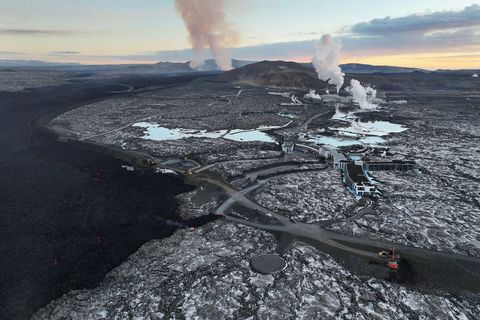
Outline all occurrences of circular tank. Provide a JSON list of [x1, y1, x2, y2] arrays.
[[250, 254, 287, 274]]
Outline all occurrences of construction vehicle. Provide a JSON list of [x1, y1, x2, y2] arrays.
[[378, 247, 400, 270], [143, 158, 157, 167]]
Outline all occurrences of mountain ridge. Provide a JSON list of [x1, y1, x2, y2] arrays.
[[1, 58, 476, 75]]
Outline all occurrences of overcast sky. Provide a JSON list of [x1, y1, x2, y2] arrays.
[[0, 0, 479, 68]]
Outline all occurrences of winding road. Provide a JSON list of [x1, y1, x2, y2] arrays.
[[49, 79, 480, 294], [210, 160, 480, 291]]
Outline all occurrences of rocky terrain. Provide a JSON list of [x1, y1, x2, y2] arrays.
[[253, 169, 357, 223], [329, 90, 480, 258], [50, 80, 307, 164], [50, 72, 480, 260], [33, 221, 480, 320], [0, 74, 212, 320], [0, 69, 76, 92], [29, 71, 480, 319]]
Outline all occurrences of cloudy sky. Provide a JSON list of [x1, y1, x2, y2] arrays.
[[0, 0, 479, 69]]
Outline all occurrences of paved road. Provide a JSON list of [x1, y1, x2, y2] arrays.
[[215, 180, 288, 221], [225, 214, 480, 269], [214, 164, 329, 223], [214, 182, 261, 215], [218, 181, 465, 264], [298, 111, 331, 131], [214, 179, 289, 223], [106, 83, 134, 93], [194, 158, 263, 174], [215, 174, 480, 290], [224, 215, 381, 260]]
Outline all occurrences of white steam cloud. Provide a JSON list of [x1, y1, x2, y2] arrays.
[[174, 0, 238, 70], [312, 34, 345, 93], [346, 79, 378, 110], [311, 35, 378, 109], [304, 89, 322, 100]]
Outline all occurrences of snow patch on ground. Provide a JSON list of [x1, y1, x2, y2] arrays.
[[155, 168, 177, 175]]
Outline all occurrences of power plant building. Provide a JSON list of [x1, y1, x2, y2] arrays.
[[363, 160, 417, 172], [329, 149, 418, 197], [344, 163, 377, 196]]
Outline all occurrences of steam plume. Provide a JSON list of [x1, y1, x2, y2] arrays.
[[312, 34, 345, 93], [175, 0, 238, 70], [346, 79, 378, 109], [304, 89, 322, 100]]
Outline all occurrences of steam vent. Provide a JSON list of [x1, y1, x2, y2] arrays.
[[251, 254, 287, 274]]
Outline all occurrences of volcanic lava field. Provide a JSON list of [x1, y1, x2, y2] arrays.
[[0, 73, 215, 319], [1, 68, 479, 319]]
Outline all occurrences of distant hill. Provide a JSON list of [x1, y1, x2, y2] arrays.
[[232, 59, 258, 69], [6, 58, 474, 77], [434, 69, 480, 76], [339, 63, 426, 74], [218, 60, 325, 89], [195, 59, 257, 71], [0, 60, 196, 75], [0, 59, 80, 67], [108, 62, 195, 74], [217, 60, 438, 89], [296, 62, 425, 74]]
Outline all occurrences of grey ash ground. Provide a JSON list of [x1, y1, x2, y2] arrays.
[[33, 71, 480, 319]]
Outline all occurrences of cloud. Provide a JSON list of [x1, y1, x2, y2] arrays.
[[342, 5, 480, 58], [287, 31, 319, 37], [0, 29, 82, 36], [135, 41, 314, 62], [341, 28, 480, 57], [11, 4, 477, 68], [107, 5, 480, 64], [0, 51, 24, 55], [109, 30, 479, 63], [81, 29, 478, 64], [49, 51, 80, 55], [420, 53, 480, 60], [351, 4, 480, 35]]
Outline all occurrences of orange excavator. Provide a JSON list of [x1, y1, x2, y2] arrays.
[[378, 247, 400, 270]]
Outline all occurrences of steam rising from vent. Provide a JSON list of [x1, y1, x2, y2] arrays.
[[175, 0, 238, 70], [346, 79, 378, 110], [304, 89, 322, 100], [312, 35, 345, 93], [310, 35, 378, 109]]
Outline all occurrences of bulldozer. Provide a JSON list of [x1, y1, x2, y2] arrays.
[[378, 247, 400, 270]]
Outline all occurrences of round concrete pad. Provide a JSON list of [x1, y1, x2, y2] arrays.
[[251, 254, 287, 274]]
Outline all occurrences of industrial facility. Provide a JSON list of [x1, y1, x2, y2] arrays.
[[324, 149, 418, 197], [344, 162, 377, 196], [303, 89, 352, 105], [340, 158, 418, 197]]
